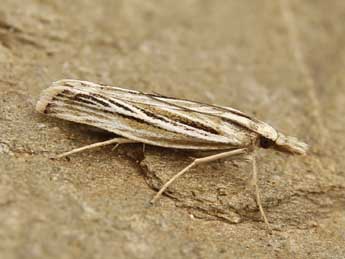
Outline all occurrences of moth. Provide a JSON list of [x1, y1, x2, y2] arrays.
[[36, 79, 308, 227]]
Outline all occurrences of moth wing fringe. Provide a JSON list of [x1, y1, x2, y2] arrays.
[[36, 86, 68, 113]]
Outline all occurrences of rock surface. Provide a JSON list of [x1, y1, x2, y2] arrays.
[[1, 1, 345, 258]]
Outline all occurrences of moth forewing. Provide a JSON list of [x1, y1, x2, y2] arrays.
[[36, 80, 261, 150]]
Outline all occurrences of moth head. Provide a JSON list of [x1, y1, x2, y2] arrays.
[[259, 133, 308, 155]]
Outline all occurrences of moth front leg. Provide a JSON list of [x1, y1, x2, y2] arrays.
[[55, 137, 138, 159], [250, 154, 270, 230]]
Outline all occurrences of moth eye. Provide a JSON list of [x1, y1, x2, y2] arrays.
[[259, 137, 275, 149]]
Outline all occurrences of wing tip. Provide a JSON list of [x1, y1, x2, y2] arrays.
[[35, 85, 67, 114]]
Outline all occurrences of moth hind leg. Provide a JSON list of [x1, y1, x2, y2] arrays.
[[54, 137, 138, 159]]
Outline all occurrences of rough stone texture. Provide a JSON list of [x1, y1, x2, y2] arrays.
[[1, 1, 345, 258]]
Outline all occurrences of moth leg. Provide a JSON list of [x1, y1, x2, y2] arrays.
[[55, 137, 138, 159], [251, 155, 271, 230], [111, 143, 120, 151], [150, 148, 248, 204]]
